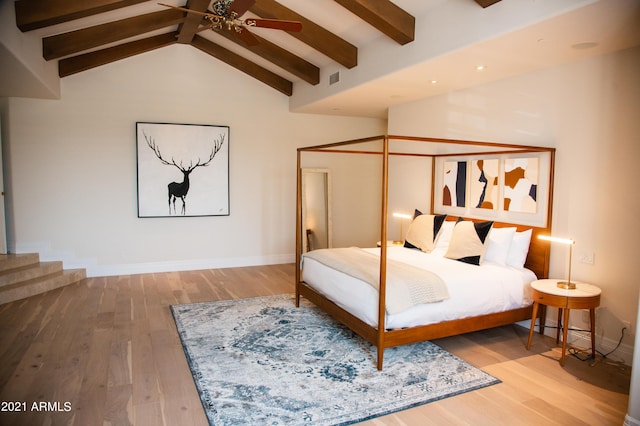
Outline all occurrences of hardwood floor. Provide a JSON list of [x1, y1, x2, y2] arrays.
[[0, 264, 631, 425]]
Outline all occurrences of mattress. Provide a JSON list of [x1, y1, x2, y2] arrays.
[[301, 245, 536, 330]]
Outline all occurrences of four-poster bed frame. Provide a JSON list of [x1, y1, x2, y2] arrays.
[[295, 135, 556, 370]]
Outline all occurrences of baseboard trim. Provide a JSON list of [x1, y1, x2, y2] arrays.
[[85, 254, 295, 277], [625, 414, 640, 426], [11, 242, 295, 277]]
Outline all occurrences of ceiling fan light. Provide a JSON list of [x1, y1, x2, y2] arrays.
[[212, 0, 233, 16]]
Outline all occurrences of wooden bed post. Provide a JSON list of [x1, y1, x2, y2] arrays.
[[377, 135, 390, 370], [295, 149, 302, 307], [430, 156, 436, 214]]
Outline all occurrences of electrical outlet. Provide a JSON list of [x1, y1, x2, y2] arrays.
[[623, 320, 633, 335], [579, 252, 595, 264]]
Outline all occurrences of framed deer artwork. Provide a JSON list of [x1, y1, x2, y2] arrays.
[[136, 122, 230, 217]]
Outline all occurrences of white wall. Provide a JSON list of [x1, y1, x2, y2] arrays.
[[0, 1, 59, 99], [2, 44, 385, 276], [388, 155, 432, 224], [300, 150, 384, 248], [389, 46, 640, 366]]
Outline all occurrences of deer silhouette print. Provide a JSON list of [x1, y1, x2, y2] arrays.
[[144, 131, 225, 215]]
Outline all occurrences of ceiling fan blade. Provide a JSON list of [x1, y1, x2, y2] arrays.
[[235, 28, 260, 46], [245, 18, 302, 32], [229, 0, 256, 16]]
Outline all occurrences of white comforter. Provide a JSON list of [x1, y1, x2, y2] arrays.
[[301, 245, 536, 330], [302, 247, 449, 314]]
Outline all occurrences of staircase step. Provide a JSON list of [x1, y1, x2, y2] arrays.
[[0, 269, 86, 305], [0, 261, 63, 288], [0, 253, 40, 273], [0, 254, 87, 305]]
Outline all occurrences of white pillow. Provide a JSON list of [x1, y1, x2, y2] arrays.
[[484, 227, 517, 266], [404, 214, 438, 252], [506, 229, 533, 268], [433, 221, 455, 251], [444, 220, 494, 265]]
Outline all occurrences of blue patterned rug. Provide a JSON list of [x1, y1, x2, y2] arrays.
[[171, 294, 500, 425]]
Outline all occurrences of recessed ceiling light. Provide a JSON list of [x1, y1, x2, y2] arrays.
[[571, 41, 598, 50], [430, 80, 437, 84], [476, 65, 486, 71]]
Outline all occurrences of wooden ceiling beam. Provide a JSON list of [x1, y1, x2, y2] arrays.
[[43, 9, 185, 60], [15, 0, 147, 32], [217, 30, 320, 85], [191, 35, 293, 96], [474, 0, 503, 8], [333, 0, 414, 45], [176, 0, 211, 44], [58, 32, 178, 77], [250, 0, 358, 69]]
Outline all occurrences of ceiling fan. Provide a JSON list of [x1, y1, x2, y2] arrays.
[[159, 1, 302, 46]]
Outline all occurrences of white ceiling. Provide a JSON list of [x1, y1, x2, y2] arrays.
[[1, 0, 639, 118], [288, 0, 640, 117]]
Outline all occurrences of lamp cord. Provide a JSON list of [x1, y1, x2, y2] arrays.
[[535, 322, 627, 363], [567, 326, 627, 363], [597, 326, 626, 359]]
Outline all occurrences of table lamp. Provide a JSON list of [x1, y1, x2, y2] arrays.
[[392, 212, 412, 244], [538, 235, 575, 289]]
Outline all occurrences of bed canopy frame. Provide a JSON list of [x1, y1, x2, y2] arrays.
[[295, 134, 556, 370]]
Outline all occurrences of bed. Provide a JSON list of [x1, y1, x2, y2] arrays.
[[295, 135, 555, 370]]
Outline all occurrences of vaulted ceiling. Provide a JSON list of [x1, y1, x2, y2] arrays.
[[12, 0, 499, 96], [5, 0, 640, 118]]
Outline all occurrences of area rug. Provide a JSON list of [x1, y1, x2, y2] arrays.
[[171, 294, 500, 425]]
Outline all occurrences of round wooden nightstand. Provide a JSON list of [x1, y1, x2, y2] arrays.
[[526, 279, 601, 366]]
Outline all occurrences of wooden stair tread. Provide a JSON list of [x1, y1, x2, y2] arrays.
[[0, 261, 63, 287], [0, 253, 40, 272], [0, 254, 86, 305]]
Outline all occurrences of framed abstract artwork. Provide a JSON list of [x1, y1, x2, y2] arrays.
[[470, 159, 499, 210], [434, 152, 552, 227], [136, 122, 230, 218], [442, 160, 467, 207], [503, 157, 539, 213]]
